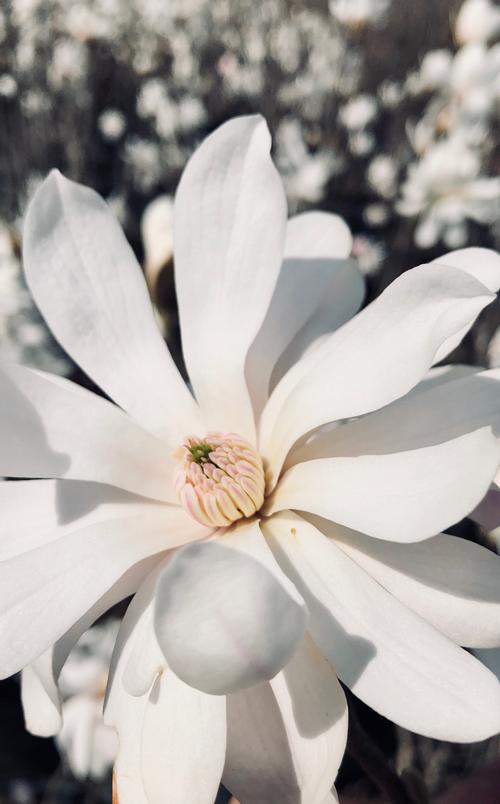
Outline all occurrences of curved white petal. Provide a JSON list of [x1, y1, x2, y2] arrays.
[[431, 248, 500, 363], [117, 563, 168, 699], [223, 635, 347, 804], [154, 519, 307, 694], [105, 570, 226, 804], [265, 512, 500, 742], [0, 506, 204, 679], [260, 263, 495, 485], [23, 170, 200, 441], [289, 367, 500, 466], [0, 364, 176, 501], [0, 479, 169, 561], [433, 248, 500, 292], [326, 523, 500, 648], [110, 693, 149, 804], [174, 115, 287, 440], [267, 428, 499, 542], [417, 363, 480, 391], [142, 673, 226, 804], [246, 211, 361, 416], [105, 580, 153, 804], [21, 554, 158, 737], [108, 676, 226, 804]]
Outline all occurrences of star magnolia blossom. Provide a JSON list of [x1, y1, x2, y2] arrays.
[[2, 116, 500, 804]]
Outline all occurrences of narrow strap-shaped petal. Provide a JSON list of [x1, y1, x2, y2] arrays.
[[0, 364, 175, 501], [142, 673, 226, 804], [0, 506, 204, 679], [246, 211, 361, 416], [288, 367, 500, 465], [431, 248, 500, 363], [264, 512, 500, 742], [223, 635, 347, 804], [0, 479, 168, 561], [266, 428, 499, 542], [153, 518, 307, 694], [21, 553, 159, 737], [174, 115, 287, 440], [323, 520, 500, 648], [23, 171, 201, 442], [105, 571, 226, 804], [260, 262, 495, 485]]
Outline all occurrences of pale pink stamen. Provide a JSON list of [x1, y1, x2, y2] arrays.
[[174, 431, 266, 528]]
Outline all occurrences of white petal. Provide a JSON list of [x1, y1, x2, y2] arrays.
[[105, 572, 226, 804], [431, 248, 500, 363], [119, 564, 167, 698], [154, 518, 307, 694], [0, 364, 176, 501], [223, 635, 347, 804], [260, 262, 494, 485], [104, 576, 154, 804], [267, 428, 499, 542], [23, 170, 200, 441], [434, 248, 500, 292], [21, 554, 158, 737], [246, 211, 361, 416], [174, 115, 287, 440], [417, 363, 480, 391], [265, 513, 500, 742], [327, 522, 500, 647], [110, 694, 149, 804], [289, 367, 500, 465], [0, 506, 204, 678], [142, 673, 226, 804], [0, 479, 169, 561]]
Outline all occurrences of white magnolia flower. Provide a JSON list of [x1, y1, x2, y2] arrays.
[[397, 134, 500, 248], [339, 94, 378, 131], [2, 116, 500, 804], [52, 621, 119, 781], [274, 119, 340, 209], [98, 109, 127, 142], [329, 0, 391, 28], [455, 0, 500, 45], [367, 154, 397, 199]]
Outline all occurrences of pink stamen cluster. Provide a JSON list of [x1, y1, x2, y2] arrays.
[[174, 432, 266, 528]]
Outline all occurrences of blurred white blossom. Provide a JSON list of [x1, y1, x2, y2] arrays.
[[98, 108, 126, 141], [398, 135, 500, 248], [56, 621, 119, 781], [329, 0, 392, 28], [455, 0, 500, 45]]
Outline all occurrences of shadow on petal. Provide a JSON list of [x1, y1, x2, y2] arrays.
[[0, 368, 70, 477]]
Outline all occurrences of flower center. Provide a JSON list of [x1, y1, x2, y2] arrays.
[[174, 432, 266, 528]]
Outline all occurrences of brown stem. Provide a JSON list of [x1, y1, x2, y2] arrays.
[[346, 694, 426, 804]]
